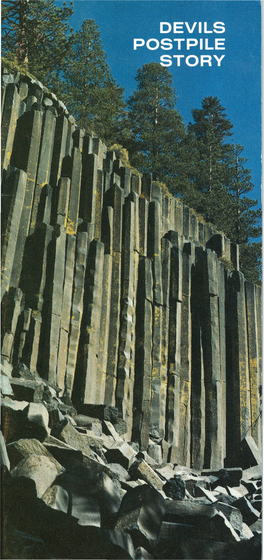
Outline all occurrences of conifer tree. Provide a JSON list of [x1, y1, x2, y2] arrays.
[[226, 144, 261, 283], [121, 63, 186, 190], [62, 19, 125, 144], [187, 96, 234, 226], [1, 0, 73, 88], [188, 99, 261, 283]]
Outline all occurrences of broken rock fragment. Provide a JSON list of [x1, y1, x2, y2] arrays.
[[23, 402, 50, 441], [7, 437, 64, 470], [80, 404, 119, 423], [115, 484, 166, 549], [163, 474, 186, 500], [10, 453, 64, 498], [129, 458, 164, 491], [105, 441, 136, 469], [10, 377, 45, 403], [232, 495, 260, 525], [240, 436, 262, 469]]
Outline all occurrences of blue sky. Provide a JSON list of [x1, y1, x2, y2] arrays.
[[58, 0, 262, 206]]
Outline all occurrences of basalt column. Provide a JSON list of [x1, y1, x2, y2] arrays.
[[190, 246, 206, 471], [245, 281, 262, 448], [116, 194, 139, 439], [9, 108, 44, 289], [201, 249, 224, 470], [29, 107, 57, 235], [74, 239, 105, 405], [133, 256, 153, 450], [1, 83, 24, 173], [159, 237, 171, 442], [148, 200, 164, 440], [177, 242, 194, 467], [56, 234, 76, 392], [65, 230, 92, 397], [103, 184, 123, 405], [226, 271, 251, 466], [165, 231, 183, 453], [1, 170, 27, 297], [36, 224, 67, 385]]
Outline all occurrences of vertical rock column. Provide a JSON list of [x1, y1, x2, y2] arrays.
[[148, 201, 164, 439], [78, 240, 105, 404], [29, 106, 57, 235], [1, 288, 24, 362], [1, 170, 27, 297], [116, 196, 138, 438], [103, 156, 113, 192], [96, 207, 114, 404], [245, 281, 262, 447], [81, 151, 103, 239], [132, 257, 153, 450], [172, 201, 184, 236], [182, 206, 191, 239], [65, 230, 92, 397], [226, 271, 251, 465], [190, 246, 206, 470], [19, 222, 53, 374], [1, 83, 22, 172], [255, 284, 262, 452], [9, 108, 44, 289], [119, 166, 131, 196], [160, 237, 171, 440], [36, 225, 66, 384], [37, 140, 83, 385], [218, 261, 227, 462], [49, 114, 68, 188], [161, 195, 171, 237], [56, 234, 76, 392], [201, 249, 223, 469], [139, 197, 149, 257], [165, 232, 183, 451], [177, 242, 194, 467], [66, 147, 82, 235], [255, 285, 262, 377], [14, 307, 32, 364], [103, 185, 123, 405], [49, 143, 82, 389]]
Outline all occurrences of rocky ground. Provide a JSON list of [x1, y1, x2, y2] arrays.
[[1, 358, 262, 559]]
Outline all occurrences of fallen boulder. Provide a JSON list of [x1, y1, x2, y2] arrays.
[[163, 475, 186, 500], [129, 458, 164, 491], [10, 454, 64, 498], [115, 484, 166, 549]]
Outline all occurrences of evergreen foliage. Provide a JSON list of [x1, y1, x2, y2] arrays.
[[187, 96, 234, 225], [226, 144, 261, 282], [1, 0, 73, 88], [186, 97, 261, 283], [227, 145, 261, 244], [62, 19, 125, 144], [121, 63, 186, 191]]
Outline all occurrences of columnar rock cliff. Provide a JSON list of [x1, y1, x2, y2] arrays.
[[1, 70, 262, 470]]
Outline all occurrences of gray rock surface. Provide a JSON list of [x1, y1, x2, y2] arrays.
[[1, 71, 262, 560]]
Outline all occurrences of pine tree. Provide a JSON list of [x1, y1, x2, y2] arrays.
[[187, 96, 234, 226], [62, 19, 125, 144], [1, 0, 74, 88], [237, 242, 261, 285], [226, 144, 261, 283], [188, 99, 261, 283], [121, 63, 186, 189]]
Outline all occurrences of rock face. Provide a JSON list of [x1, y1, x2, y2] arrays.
[[1, 71, 262, 470], [1, 70, 262, 558]]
